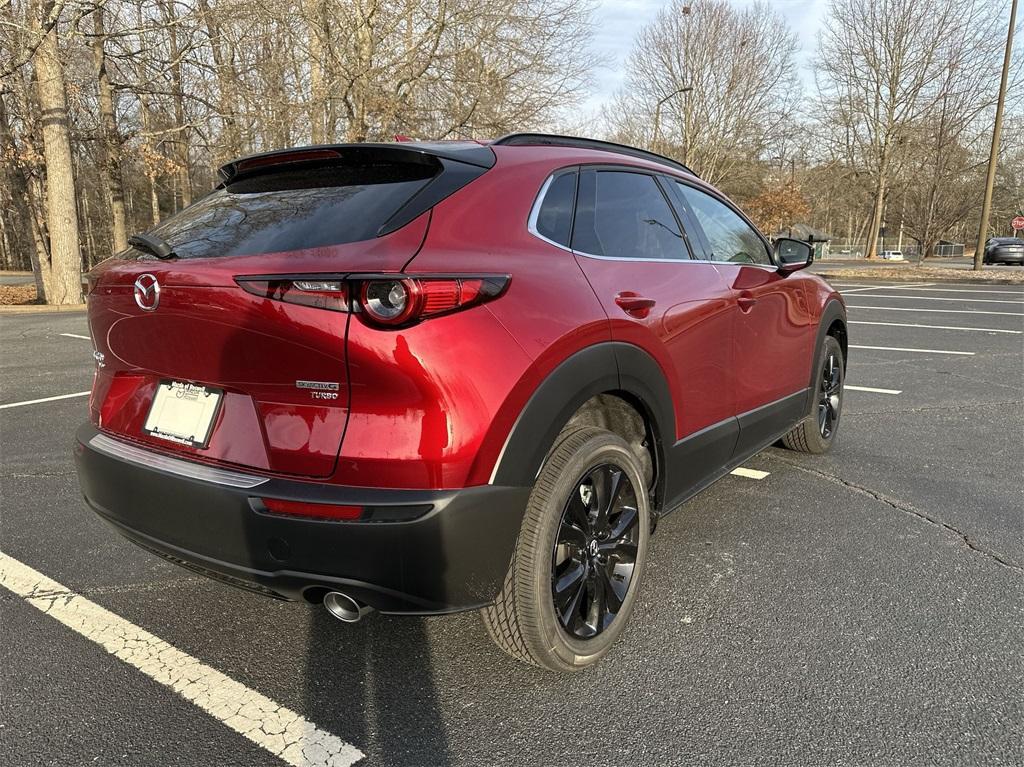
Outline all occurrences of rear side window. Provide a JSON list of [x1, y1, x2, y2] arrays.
[[534, 170, 577, 247], [675, 183, 771, 265], [141, 161, 437, 259], [573, 170, 686, 260]]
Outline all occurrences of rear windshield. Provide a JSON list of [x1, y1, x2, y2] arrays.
[[140, 161, 437, 259]]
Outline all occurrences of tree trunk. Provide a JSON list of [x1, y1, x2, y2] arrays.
[[161, 0, 192, 207], [0, 94, 38, 277], [865, 163, 888, 260], [31, 0, 82, 304], [307, 0, 328, 144], [198, 0, 243, 163], [92, 6, 129, 253]]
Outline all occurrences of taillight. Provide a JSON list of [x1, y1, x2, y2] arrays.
[[236, 278, 349, 311], [360, 279, 418, 325], [236, 274, 509, 327]]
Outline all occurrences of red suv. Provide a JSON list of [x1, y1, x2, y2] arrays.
[[75, 134, 847, 672]]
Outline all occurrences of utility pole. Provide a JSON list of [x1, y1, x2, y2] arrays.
[[974, 0, 1018, 270]]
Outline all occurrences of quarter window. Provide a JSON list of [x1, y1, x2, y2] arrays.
[[675, 183, 771, 265], [534, 171, 577, 247], [573, 170, 686, 260]]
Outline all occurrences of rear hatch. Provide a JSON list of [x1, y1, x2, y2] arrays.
[[86, 144, 492, 478]]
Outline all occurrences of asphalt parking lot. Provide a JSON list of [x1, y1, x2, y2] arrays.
[[2, 278, 1022, 767]]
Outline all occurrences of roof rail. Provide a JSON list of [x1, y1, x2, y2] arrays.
[[491, 133, 697, 178]]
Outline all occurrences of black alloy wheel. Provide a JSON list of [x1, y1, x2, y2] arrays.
[[551, 464, 641, 639], [819, 349, 842, 439]]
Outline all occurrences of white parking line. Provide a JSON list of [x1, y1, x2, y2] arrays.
[[852, 294, 1024, 304], [845, 385, 902, 394], [834, 280, 1024, 290], [847, 305, 1024, 316], [839, 282, 934, 294], [0, 391, 90, 410], [0, 551, 364, 767], [858, 286, 1024, 295], [730, 467, 770, 480], [60, 332, 91, 340], [849, 320, 1023, 334], [850, 344, 974, 356]]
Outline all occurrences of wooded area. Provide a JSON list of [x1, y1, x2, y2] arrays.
[[1, 0, 1021, 304]]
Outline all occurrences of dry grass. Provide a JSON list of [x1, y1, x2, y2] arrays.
[[0, 285, 39, 305], [819, 265, 1024, 284]]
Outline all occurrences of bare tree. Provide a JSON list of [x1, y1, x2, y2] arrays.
[[91, 3, 129, 252], [29, 0, 82, 303], [604, 0, 799, 191], [814, 0, 1004, 259]]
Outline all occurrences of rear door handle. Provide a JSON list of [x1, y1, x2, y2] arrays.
[[615, 292, 657, 318], [737, 291, 757, 312]]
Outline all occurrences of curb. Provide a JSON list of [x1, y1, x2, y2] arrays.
[[0, 304, 87, 315], [811, 269, 1024, 286]]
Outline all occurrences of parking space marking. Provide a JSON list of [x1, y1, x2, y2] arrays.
[[845, 385, 902, 394], [850, 344, 975, 355], [730, 467, 770, 480], [831, 280, 1024, 290], [849, 320, 1022, 334], [59, 332, 91, 340], [838, 282, 934, 294], [0, 391, 90, 410], [857, 286, 1024, 295], [852, 294, 1024, 304], [847, 305, 1024, 316], [0, 551, 365, 767]]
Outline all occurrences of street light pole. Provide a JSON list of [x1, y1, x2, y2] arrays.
[[652, 86, 692, 153], [974, 0, 1018, 271]]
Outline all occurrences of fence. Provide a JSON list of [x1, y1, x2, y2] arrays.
[[820, 239, 965, 259]]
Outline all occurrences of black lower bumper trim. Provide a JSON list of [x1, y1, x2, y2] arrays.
[[75, 424, 530, 614]]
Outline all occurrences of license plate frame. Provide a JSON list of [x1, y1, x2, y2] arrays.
[[143, 380, 224, 449]]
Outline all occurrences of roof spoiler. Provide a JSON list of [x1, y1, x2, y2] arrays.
[[218, 142, 496, 184], [216, 142, 496, 238]]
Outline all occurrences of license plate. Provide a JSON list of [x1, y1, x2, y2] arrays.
[[143, 381, 223, 448]]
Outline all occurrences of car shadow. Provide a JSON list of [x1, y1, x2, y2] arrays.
[[303, 609, 452, 766], [216, 303, 453, 765]]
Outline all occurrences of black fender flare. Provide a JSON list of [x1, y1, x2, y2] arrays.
[[807, 299, 848, 406], [490, 343, 676, 503]]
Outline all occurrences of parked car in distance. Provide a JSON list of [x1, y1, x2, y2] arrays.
[[74, 134, 848, 672], [983, 237, 1024, 265], [879, 250, 904, 260]]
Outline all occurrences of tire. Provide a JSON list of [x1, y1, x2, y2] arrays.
[[781, 335, 844, 454], [481, 426, 651, 672]]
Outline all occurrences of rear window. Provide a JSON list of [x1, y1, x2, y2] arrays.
[[141, 161, 437, 259], [534, 170, 577, 247]]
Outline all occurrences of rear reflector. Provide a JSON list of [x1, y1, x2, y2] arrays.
[[261, 498, 364, 521]]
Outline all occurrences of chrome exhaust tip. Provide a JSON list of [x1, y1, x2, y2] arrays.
[[323, 591, 373, 623]]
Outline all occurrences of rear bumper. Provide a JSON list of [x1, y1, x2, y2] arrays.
[[74, 424, 530, 614], [986, 250, 1024, 263]]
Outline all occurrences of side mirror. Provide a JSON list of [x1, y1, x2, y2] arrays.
[[774, 238, 813, 273]]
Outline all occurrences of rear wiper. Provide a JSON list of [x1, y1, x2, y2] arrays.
[[128, 232, 177, 260]]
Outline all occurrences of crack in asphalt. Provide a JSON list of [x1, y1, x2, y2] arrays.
[[1, 553, 364, 767], [767, 453, 1024, 576], [0, 577, 206, 602]]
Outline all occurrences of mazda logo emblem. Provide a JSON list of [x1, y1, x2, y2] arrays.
[[134, 274, 160, 311]]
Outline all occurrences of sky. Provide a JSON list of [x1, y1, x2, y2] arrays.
[[581, 0, 829, 115]]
